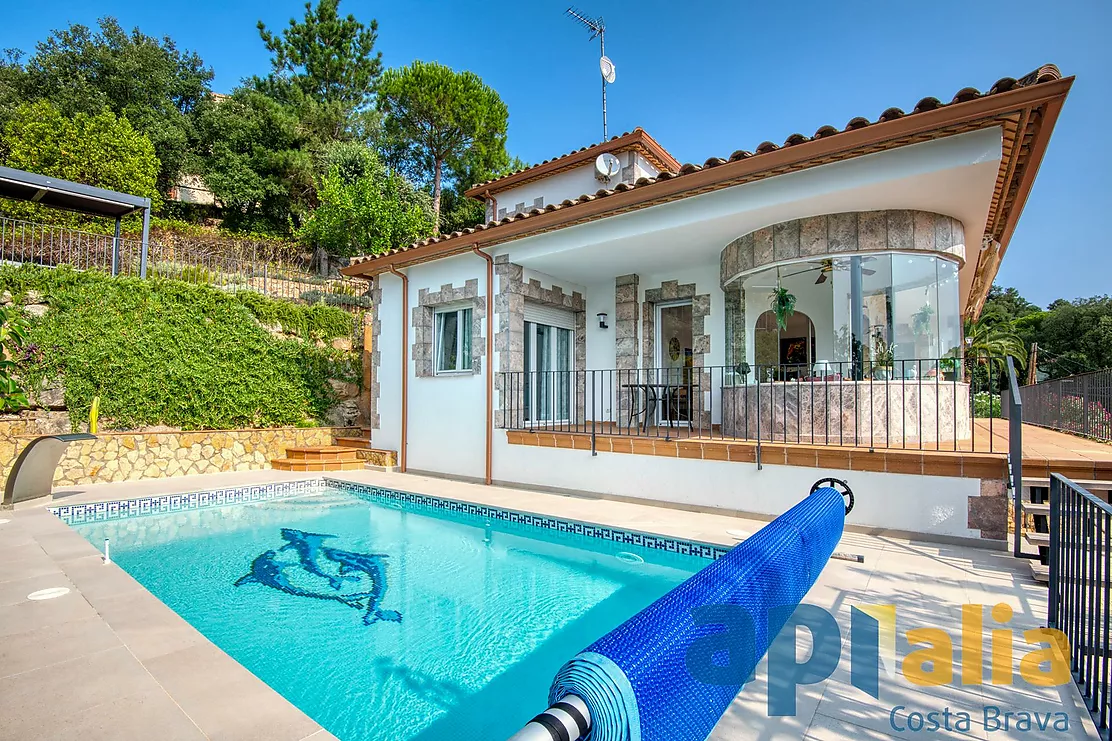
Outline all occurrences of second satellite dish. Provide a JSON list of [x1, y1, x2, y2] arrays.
[[595, 153, 621, 180], [600, 55, 616, 84]]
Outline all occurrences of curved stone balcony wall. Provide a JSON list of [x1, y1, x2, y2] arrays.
[[720, 381, 972, 445], [720, 210, 965, 289]]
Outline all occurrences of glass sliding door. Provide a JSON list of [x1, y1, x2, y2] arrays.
[[524, 320, 572, 424]]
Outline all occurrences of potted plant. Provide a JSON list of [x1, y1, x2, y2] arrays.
[[870, 330, 894, 380], [770, 285, 796, 331], [733, 361, 751, 384], [939, 350, 961, 382]]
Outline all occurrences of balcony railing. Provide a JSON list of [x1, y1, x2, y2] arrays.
[[1048, 475, 1111, 738], [498, 356, 1011, 454], [1021, 369, 1112, 443]]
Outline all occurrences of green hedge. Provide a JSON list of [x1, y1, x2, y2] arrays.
[[1, 265, 361, 430]]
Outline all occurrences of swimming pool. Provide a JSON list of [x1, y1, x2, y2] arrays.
[[57, 480, 717, 741]]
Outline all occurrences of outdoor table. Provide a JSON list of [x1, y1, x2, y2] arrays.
[[621, 381, 698, 433]]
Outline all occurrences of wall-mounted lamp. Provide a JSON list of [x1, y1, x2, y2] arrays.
[[597, 312, 609, 329]]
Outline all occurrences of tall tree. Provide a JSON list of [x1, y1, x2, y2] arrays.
[[195, 88, 313, 235], [1, 100, 160, 222], [378, 61, 508, 233], [1038, 296, 1112, 377], [0, 50, 25, 130], [256, 0, 381, 141], [983, 284, 1041, 322], [14, 17, 213, 193]]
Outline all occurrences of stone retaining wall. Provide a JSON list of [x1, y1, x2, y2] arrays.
[[0, 414, 358, 488]]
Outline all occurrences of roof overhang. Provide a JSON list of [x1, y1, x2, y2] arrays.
[[346, 67, 1072, 320], [463, 128, 682, 200], [0, 166, 151, 219]]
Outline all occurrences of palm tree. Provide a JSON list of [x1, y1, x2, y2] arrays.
[[963, 310, 1028, 373]]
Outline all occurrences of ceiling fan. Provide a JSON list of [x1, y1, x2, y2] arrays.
[[781, 258, 876, 285]]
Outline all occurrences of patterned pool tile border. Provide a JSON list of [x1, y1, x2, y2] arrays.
[[50, 479, 322, 525], [326, 478, 730, 561], [48, 476, 729, 561]]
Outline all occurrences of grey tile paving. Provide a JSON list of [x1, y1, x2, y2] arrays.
[[0, 588, 100, 637], [144, 643, 322, 741], [50, 688, 207, 741], [0, 616, 120, 678], [0, 647, 156, 737]]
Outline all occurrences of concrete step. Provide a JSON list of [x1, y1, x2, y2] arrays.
[[1029, 561, 1049, 583], [1024, 531, 1050, 548], [271, 457, 365, 472], [1022, 502, 1051, 516], [285, 446, 360, 462]]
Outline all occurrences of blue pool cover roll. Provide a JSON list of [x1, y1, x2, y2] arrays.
[[548, 486, 846, 741]]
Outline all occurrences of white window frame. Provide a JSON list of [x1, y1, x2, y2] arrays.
[[433, 305, 473, 375]]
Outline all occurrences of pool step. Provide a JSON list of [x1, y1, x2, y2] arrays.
[[271, 445, 364, 472]]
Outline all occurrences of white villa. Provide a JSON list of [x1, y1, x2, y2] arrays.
[[342, 65, 1073, 544]]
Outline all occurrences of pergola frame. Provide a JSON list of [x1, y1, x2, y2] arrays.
[[0, 165, 152, 277]]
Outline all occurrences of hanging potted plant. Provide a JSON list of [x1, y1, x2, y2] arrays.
[[911, 303, 935, 337], [770, 284, 796, 331]]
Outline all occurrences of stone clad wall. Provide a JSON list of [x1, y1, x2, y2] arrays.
[[720, 210, 966, 289], [0, 416, 357, 488]]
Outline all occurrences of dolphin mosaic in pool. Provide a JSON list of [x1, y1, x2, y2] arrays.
[[235, 528, 402, 625]]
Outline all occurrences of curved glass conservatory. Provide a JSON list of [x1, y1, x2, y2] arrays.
[[718, 210, 970, 444], [736, 252, 962, 379]]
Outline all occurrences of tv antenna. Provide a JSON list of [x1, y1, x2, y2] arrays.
[[566, 7, 613, 140]]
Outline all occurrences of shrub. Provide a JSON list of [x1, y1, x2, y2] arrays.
[[974, 392, 1002, 418], [1, 264, 359, 430]]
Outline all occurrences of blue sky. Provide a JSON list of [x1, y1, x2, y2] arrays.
[[5, 1, 1108, 307]]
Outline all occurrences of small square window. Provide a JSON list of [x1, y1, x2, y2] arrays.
[[434, 307, 473, 374]]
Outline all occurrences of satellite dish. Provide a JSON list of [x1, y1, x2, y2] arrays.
[[600, 55, 616, 84], [595, 153, 621, 180]]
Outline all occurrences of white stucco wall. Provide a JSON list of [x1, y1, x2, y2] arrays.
[[489, 152, 663, 221], [392, 254, 490, 480], [492, 434, 984, 540], [374, 276, 403, 452]]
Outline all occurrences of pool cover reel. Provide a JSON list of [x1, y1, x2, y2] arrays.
[[536, 486, 847, 741]]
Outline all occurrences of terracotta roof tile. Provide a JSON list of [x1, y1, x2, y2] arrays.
[[346, 65, 1067, 270]]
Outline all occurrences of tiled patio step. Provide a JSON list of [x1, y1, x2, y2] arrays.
[[270, 457, 365, 472], [1029, 561, 1049, 583], [335, 436, 373, 449], [285, 446, 360, 462]]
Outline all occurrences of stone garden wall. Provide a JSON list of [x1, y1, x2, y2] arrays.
[[0, 413, 357, 488]]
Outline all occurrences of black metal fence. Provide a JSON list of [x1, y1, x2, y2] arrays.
[[1048, 475, 1111, 738], [0, 214, 369, 310], [498, 355, 1011, 453], [1021, 369, 1112, 443]]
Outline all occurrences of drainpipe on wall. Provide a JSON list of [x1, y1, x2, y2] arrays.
[[388, 266, 408, 473], [472, 246, 494, 485]]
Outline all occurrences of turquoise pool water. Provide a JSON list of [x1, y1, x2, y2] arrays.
[[68, 485, 708, 741]]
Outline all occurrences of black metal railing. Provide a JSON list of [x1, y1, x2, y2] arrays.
[[0, 213, 369, 310], [499, 355, 1012, 454], [1048, 475, 1111, 737], [1021, 369, 1112, 443]]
